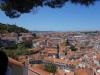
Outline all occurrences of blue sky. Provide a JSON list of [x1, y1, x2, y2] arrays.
[[0, 1, 100, 31]]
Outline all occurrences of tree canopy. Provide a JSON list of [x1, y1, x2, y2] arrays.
[[0, 0, 96, 18], [65, 38, 77, 51], [0, 23, 29, 33], [44, 63, 57, 73]]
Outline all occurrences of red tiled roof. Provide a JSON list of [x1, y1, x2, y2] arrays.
[[8, 57, 23, 66]]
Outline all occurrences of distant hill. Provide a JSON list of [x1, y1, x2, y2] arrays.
[[0, 23, 29, 34]]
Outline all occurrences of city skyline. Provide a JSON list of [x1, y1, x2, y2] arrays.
[[0, 1, 100, 31]]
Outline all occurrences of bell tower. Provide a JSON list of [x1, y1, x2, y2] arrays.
[[56, 43, 60, 58]]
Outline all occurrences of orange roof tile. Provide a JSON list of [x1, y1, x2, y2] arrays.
[[29, 66, 53, 75], [66, 71, 74, 75], [57, 69, 65, 75], [77, 69, 88, 75], [8, 57, 23, 66]]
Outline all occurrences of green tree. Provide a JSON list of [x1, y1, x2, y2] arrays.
[[16, 49, 23, 55], [44, 64, 57, 73], [24, 41, 32, 48], [0, 0, 95, 18], [63, 49, 67, 55], [65, 38, 70, 46], [18, 42, 25, 50], [6, 50, 18, 60], [65, 38, 77, 51], [70, 44, 77, 51], [0, 23, 29, 34], [23, 49, 30, 55]]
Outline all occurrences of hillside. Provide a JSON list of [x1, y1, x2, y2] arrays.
[[0, 23, 29, 34]]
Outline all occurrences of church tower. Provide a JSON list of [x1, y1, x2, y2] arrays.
[[56, 43, 60, 58]]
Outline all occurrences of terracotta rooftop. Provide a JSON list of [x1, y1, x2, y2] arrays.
[[8, 57, 23, 66], [29, 66, 53, 75], [57, 69, 65, 75], [77, 69, 88, 75], [66, 71, 74, 75]]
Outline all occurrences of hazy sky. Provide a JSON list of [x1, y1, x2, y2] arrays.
[[0, 1, 100, 31]]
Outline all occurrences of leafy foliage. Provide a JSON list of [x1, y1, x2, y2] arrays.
[[44, 63, 57, 73], [18, 41, 32, 49], [63, 49, 67, 55], [24, 41, 32, 48], [70, 44, 77, 51], [0, 23, 29, 34], [65, 38, 77, 51], [0, 0, 96, 18], [0, 41, 35, 60], [32, 33, 40, 39], [0, 47, 36, 60], [4, 44, 18, 50], [65, 38, 70, 46]]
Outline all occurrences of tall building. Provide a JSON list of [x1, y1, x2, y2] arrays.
[[56, 43, 60, 58]]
